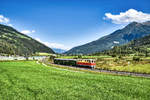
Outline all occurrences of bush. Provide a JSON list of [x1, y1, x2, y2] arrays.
[[49, 55, 56, 63], [111, 54, 116, 57], [114, 58, 119, 62], [138, 53, 145, 57], [118, 55, 122, 59], [133, 56, 141, 62], [97, 58, 104, 61], [78, 55, 82, 58]]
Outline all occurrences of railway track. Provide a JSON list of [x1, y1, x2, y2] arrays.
[[42, 60, 150, 78]]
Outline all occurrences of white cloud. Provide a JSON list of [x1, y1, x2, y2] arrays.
[[104, 9, 150, 24], [8, 24, 13, 27], [0, 14, 35, 36], [21, 30, 35, 34], [0, 15, 9, 24], [111, 46, 114, 49], [0, 14, 14, 27], [31, 30, 35, 33], [113, 41, 119, 44], [35, 38, 69, 50]]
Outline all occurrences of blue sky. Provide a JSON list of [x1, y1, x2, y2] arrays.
[[0, 0, 150, 50]]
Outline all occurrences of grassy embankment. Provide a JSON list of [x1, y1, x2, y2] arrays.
[[95, 56, 150, 74], [0, 61, 150, 100], [58, 55, 150, 74]]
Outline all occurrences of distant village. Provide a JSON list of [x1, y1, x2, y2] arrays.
[[0, 55, 48, 61]]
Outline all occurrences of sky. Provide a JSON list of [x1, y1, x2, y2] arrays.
[[0, 0, 150, 50]]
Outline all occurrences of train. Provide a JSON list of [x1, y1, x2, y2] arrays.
[[54, 58, 96, 68]]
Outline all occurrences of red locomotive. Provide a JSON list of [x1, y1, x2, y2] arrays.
[[76, 59, 96, 68]]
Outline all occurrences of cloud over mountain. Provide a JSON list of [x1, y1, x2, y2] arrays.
[[21, 30, 35, 34], [0, 13, 34, 35], [104, 9, 150, 24], [35, 38, 69, 50], [0, 15, 9, 24]]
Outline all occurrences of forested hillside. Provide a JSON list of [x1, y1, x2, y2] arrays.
[[0, 24, 54, 55]]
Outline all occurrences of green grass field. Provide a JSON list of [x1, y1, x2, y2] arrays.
[[109, 64, 150, 74], [0, 61, 150, 100]]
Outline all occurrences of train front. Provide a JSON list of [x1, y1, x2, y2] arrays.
[[76, 59, 96, 68]]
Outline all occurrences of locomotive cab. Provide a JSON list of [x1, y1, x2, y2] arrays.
[[77, 59, 96, 68]]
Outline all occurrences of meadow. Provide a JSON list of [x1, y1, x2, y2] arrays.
[[0, 61, 150, 100]]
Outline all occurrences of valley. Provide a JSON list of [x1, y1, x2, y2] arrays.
[[1, 1, 150, 99]]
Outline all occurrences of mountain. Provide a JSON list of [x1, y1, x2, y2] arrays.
[[101, 33, 150, 56], [0, 24, 54, 55], [65, 21, 150, 55], [52, 48, 66, 54]]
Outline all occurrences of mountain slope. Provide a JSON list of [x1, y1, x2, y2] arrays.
[[65, 21, 150, 55], [0, 24, 54, 55], [102, 34, 150, 56]]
